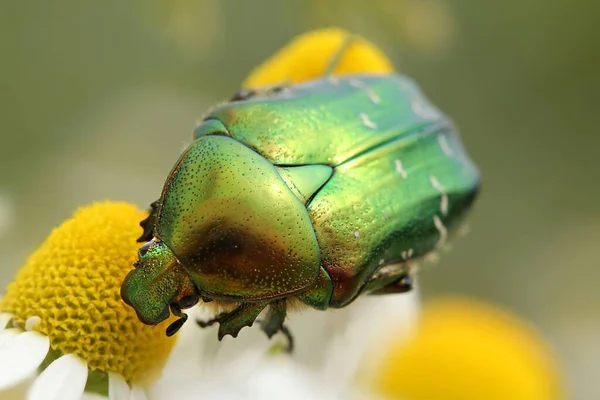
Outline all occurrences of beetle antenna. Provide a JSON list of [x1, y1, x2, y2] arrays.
[[323, 33, 356, 77], [166, 316, 186, 336]]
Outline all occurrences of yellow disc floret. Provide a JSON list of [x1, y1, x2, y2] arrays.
[[0, 202, 176, 384], [368, 297, 564, 400], [243, 27, 395, 88]]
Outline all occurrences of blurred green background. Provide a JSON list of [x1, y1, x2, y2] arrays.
[[0, 1, 597, 398]]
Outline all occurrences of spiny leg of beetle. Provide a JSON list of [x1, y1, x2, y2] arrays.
[[196, 302, 267, 340], [259, 299, 294, 353], [195, 310, 231, 328], [138, 200, 160, 243]]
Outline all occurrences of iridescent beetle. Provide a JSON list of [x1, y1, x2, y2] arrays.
[[121, 69, 479, 348]]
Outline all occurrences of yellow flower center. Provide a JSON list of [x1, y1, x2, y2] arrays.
[[243, 27, 395, 88], [0, 202, 176, 384], [368, 297, 564, 400]]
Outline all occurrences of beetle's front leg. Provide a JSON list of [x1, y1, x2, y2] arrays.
[[138, 200, 160, 243], [196, 302, 267, 340]]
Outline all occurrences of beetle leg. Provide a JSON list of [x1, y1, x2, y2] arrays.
[[195, 310, 230, 328], [196, 302, 267, 340], [138, 200, 160, 243], [278, 325, 294, 353], [368, 272, 413, 295], [230, 85, 289, 101], [230, 88, 256, 101], [260, 300, 286, 338], [259, 300, 294, 352], [217, 303, 267, 340], [362, 262, 414, 295]]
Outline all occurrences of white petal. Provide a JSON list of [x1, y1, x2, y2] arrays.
[[0, 312, 12, 330], [0, 328, 21, 347], [323, 289, 421, 387], [27, 354, 88, 400], [0, 331, 49, 390], [130, 385, 148, 400], [249, 358, 340, 400], [150, 355, 345, 400], [109, 372, 131, 400], [25, 316, 41, 331]]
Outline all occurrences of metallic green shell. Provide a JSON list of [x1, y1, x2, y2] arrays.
[[200, 75, 479, 306], [204, 75, 446, 165], [156, 134, 321, 302]]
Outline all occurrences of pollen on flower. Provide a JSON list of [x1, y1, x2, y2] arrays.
[[243, 27, 395, 88], [0, 202, 177, 384]]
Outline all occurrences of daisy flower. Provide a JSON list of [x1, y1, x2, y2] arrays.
[[0, 202, 177, 400]]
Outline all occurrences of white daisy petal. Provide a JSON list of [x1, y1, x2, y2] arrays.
[[0, 331, 49, 390], [27, 353, 88, 400], [25, 316, 41, 331], [130, 385, 148, 400], [0, 328, 21, 347], [0, 312, 12, 330], [109, 372, 131, 400], [323, 290, 421, 387]]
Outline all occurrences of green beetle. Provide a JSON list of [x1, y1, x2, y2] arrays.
[[121, 74, 479, 346]]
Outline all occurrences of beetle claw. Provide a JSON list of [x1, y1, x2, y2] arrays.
[[278, 324, 294, 353]]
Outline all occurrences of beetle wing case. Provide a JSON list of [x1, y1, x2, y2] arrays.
[[203, 75, 479, 306]]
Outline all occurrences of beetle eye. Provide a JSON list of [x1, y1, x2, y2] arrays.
[[138, 241, 152, 258]]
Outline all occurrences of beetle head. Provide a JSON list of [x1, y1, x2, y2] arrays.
[[121, 238, 199, 336]]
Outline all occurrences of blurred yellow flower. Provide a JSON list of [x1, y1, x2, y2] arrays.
[[243, 27, 394, 88], [367, 297, 564, 400], [0, 202, 176, 399]]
